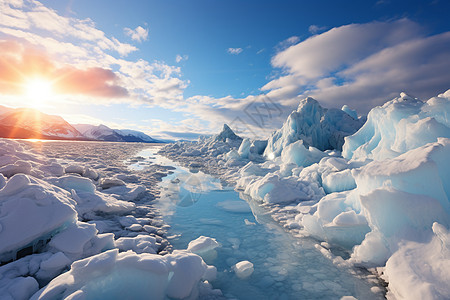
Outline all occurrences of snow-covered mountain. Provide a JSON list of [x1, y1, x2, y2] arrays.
[[114, 129, 158, 143], [0, 105, 160, 143], [0, 106, 84, 139], [73, 124, 159, 143], [73, 124, 124, 142]]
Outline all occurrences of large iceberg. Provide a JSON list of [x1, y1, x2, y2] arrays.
[[264, 97, 364, 157]]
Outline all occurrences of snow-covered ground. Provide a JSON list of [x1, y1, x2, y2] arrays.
[[0, 141, 221, 299], [159, 90, 450, 300]]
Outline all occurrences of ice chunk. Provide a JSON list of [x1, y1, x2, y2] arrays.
[[187, 236, 220, 254], [0, 160, 32, 177], [32, 249, 215, 300], [115, 235, 158, 254], [99, 178, 126, 189], [243, 173, 324, 204], [187, 236, 220, 262], [48, 222, 98, 256], [101, 183, 146, 201], [49, 175, 96, 193], [233, 260, 254, 279], [280, 140, 327, 167], [322, 169, 356, 194], [0, 174, 77, 262], [7, 277, 39, 300], [64, 165, 84, 175], [238, 138, 251, 159], [37, 252, 71, 281]]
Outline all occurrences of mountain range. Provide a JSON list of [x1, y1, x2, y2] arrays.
[[0, 105, 161, 143]]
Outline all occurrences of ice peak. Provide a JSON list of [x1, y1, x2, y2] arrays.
[[215, 124, 242, 142], [398, 92, 418, 102]]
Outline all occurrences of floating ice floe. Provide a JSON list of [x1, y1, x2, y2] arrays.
[[233, 260, 254, 279]]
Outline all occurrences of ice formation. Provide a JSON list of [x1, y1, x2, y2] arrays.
[[160, 89, 450, 299], [264, 97, 364, 157], [31, 249, 218, 300], [233, 260, 254, 279]]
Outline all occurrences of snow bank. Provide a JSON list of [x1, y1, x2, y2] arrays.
[[31, 249, 218, 300]]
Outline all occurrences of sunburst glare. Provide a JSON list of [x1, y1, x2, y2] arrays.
[[24, 78, 53, 107]]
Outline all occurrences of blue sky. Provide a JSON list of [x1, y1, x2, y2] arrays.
[[0, 0, 449, 140]]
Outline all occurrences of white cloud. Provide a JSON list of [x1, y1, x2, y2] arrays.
[[124, 26, 148, 43], [308, 25, 327, 34], [276, 36, 300, 51], [265, 19, 450, 113], [227, 47, 243, 55], [175, 54, 188, 63], [0, 1, 187, 109]]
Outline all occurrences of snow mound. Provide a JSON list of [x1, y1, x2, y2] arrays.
[[31, 249, 217, 300], [264, 97, 364, 157], [343, 91, 450, 161]]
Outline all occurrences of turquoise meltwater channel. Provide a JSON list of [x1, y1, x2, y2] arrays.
[[129, 146, 385, 300]]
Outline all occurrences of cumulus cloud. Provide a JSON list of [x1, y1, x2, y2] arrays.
[[0, 1, 187, 108], [0, 1, 138, 56], [265, 19, 450, 113], [227, 47, 243, 55], [124, 26, 149, 42]]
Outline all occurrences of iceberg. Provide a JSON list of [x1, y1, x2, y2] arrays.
[[264, 97, 364, 157]]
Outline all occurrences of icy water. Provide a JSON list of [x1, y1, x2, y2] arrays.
[[129, 147, 385, 300]]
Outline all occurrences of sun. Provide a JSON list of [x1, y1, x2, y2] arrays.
[[24, 78, 53, 107]]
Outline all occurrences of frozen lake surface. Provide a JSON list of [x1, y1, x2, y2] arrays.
[[130, 147, 385, 300]]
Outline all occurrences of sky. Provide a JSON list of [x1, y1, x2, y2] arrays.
[[0, 0, 449, 140]]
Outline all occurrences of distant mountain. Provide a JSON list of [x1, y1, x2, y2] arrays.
[[0, 106, 84, 139], [113, 129, 158, 143], [73, 124, 124, 142], [73, 124, 160, 143], [0, 105, 161, 143]]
